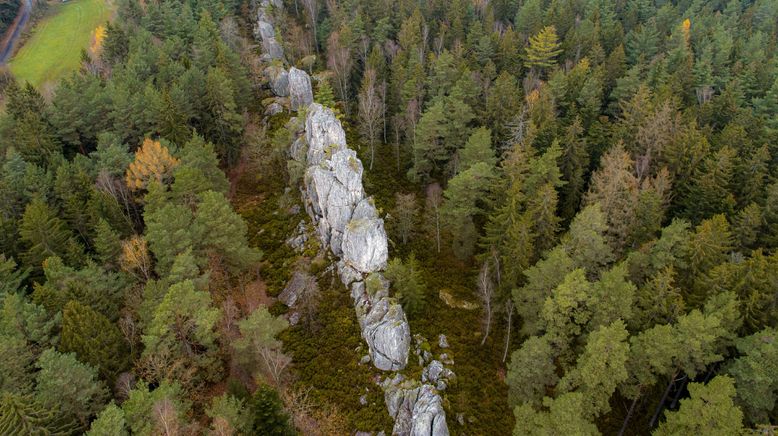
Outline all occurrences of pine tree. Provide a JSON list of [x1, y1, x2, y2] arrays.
[[194, 190, 262, 272], [558, 320, 630, 416], [525, 26, 563, 73], [654, 376, 744, 436], [142, 280, 221, 387], [513, 392, 599, 436], [233, 306, 289, 384], [409, 98, 448, 182], [385, 254, 427, 317], [506, 335, 559, 407], [145, 203, 197, 276], [34, 349, 109, 429], [61, 300, 130, 380], [121, 381, 188, 436], [87, 403, 128, 436], [726, 327, 778, 425], [459, 128, 496, 173]]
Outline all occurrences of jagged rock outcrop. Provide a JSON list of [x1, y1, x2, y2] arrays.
[[255, 1, 284, 61], [383, 376, 449, 436], [342, 198, 388, 272], [299, 104, 403, 370], [305, 103, 346, 164], [255, 26, 447, 429], [289, 67, 314, 110]]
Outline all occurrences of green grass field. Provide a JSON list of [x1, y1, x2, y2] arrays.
[[8, 0, 113, 87]]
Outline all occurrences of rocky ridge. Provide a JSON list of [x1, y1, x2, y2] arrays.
[[255, 3, 449, 434]]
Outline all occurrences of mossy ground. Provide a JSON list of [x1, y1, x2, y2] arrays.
[[233, 136, 393, 432]]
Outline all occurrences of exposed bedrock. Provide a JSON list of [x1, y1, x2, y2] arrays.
[[254, 25, 447, 429]]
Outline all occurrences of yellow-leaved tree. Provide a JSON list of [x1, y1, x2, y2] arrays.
[[120, 235, 152, 280], [125, 139, 179, 191]]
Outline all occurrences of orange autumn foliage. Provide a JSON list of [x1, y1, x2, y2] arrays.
[[90, 25, 106, 55], [125, 139, 179, 191]]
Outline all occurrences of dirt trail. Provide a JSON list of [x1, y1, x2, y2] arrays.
[[0, 0, 32, 64]]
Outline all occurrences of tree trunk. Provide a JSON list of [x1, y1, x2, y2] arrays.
[[502, 302, 513, 362], [435, 211, 441, 253], [618, 394, 641, 436], [480, 307, 491, 345], [649, 370, 680, 429], [370, 141, 375, 170]]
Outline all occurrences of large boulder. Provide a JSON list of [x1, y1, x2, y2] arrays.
[[342, 198, 388, 273], [304, 163, 363, 254], [265, 65, 289, 97], [289, 67, 314, 111], [409, 385, 449, 436], [383, 378, 449, 436], [278, 270, 315, 307], [305, 104, 346, 165], [362, 297, 410, 371]]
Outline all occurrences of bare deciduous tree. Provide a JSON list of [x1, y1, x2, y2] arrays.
[[153, 398, 181, 436], [478, 262, 495, 346], [259, 346, 292, 386], [358, 68, 385, 169], [301, 0, 319, 54], [502, 298, 515, 362], [326, 29, 353, 105]]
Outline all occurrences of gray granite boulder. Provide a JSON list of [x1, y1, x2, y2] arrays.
[[265, 65, 289, 97], [383, 377, 449, 436], [278, 270, 315, 308], [362, 297, 410, 371], [256, 19, 284, 60], [305, 103, 346, 165], [342, 199, 388, 273], [289, 67, 314, 111], [410, 385, 449, 436]]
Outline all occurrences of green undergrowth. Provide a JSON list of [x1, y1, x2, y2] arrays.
[[234, 117, 392, 432], [280, 279, 393, 432], [355, 134, 515, 434]]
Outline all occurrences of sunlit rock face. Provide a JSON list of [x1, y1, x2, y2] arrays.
[[288, 67, 313, 110]]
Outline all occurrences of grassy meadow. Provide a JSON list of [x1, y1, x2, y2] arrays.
[[8, 0, 113, 87]]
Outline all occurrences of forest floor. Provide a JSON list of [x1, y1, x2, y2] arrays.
[[8, 0, 113, 87]]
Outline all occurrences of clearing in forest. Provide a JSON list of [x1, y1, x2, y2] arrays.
[[8, 0, 113, 87]]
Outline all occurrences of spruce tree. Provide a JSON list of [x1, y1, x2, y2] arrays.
[[61, 300, 130, 380]]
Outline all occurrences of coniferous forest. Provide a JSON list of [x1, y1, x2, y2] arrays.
[[0, 0, 778, 434]]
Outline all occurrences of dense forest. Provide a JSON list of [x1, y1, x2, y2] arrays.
[[0, 0, 777, 433]]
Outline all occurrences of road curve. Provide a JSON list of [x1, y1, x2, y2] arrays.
[[0, 0, 32, 64]]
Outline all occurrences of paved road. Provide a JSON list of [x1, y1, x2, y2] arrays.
[[0, 0, 32, 64]]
